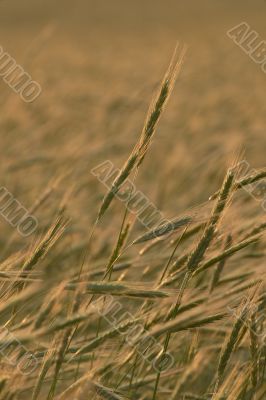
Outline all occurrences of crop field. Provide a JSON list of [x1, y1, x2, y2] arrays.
[[0, 1, 265, 399]]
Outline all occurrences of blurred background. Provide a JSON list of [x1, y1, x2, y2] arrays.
[[0, 0, 265, 256]]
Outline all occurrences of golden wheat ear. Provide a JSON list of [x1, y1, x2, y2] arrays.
[[96, 45, 187, 223]]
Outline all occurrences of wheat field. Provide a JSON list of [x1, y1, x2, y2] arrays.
[[0, 1, 265, 399]]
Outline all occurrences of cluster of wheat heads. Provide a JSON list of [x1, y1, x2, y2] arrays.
[[0, 47, 266, 400]]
